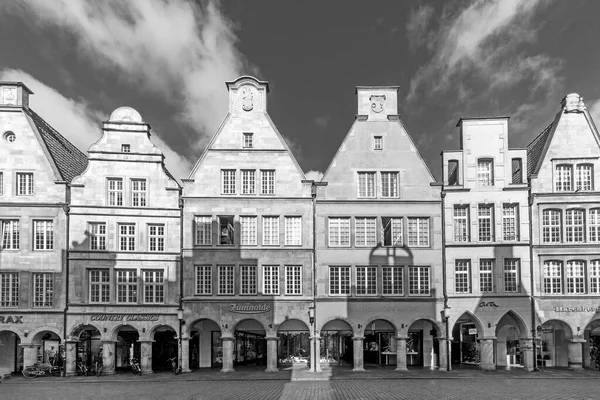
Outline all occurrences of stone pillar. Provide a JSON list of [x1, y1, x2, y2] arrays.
[[265, 337, 279, 372], [65, 340, 78, 377], [480, 338, 495, 371], [221, 336, 235, 373], [438, 338, 448, 371], [102, 340, 116, 375], [181, 337, 191, 373], [310, 335, 321, 372], [395, 337, 408, 371], [521, 339, 534, 372], [139, 340, 154, 374], [352, 336, 365, 372], [568, 339, 585, 370], [22, 344, 38, 368]]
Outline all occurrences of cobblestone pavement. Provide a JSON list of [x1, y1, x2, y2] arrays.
[[2, 367, 600, 400]]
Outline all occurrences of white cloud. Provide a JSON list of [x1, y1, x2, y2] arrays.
[[5, 0, 251, 153], [304, 170, 324, 182], [589, 99, 600, 126], [405, 4, 435, 52], [0, 68, 192, 181]]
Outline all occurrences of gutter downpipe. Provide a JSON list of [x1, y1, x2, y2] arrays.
[[440, 189, 450, 371], [528, 184, 538, 371], [178, 192, 184, 371], [62, 186, 71, 377]]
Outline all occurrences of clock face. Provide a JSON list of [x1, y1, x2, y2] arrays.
[[109, 107, 142, 122]]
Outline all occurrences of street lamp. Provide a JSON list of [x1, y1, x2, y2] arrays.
[[441, 305, 451, 371], [308, 306, 315, 325]]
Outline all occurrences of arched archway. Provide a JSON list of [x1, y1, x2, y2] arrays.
[[0, 330, 22, 374], [584, 318, 600, 369], [187, 318, 221, 369], [233, 319, 266, 366], [362, 319, 396, 367], [407, 319, 441, 368], [71, 324, 102, 372], [30, 330, 62, 365], [452, 312, 484, 366], [112, 324, 140, 371], [150, 325, 178, 371], [277, 319, 310, 367], [321, 319, 353, 366], [495, 311, 528, 369], [540, 320, 572, 368]]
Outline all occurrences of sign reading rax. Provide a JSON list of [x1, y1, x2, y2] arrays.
[[0, 316, 23, 324], [229, 304, 272, 314]]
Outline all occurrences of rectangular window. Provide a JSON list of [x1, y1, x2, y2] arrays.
[[33, 273, 53, 308], [131, 179, 147, 207], [504, 259, 519, 293], [566, 209, 585, 243], [107, 178, 123, 206], [34, 220, 54, 250], [261, 170, 275, 195], [576, 164, 593, 191], [502, 204, 518, 241], [218, 265, 234, 295], [241, 170, 256, 195], [454, 260, 470, 293], [328, 217, 350, 247], [240, 216, 257, 245], [262, 216, 279, 245], [448, 160, 459, 185], [89, 270, 110, 303], [116, 270, 137, 303], [195, 216, 212, 245], [382, 217, 402, 246], [143, 270, 164, 303], [1, 220, 19, 250], [566, 261, 585, 294], [243, 132, 253, 148], [356, 266, 377, 295], [477, 160, 493, 186], [195, 266, 212, 295], [478, 205, 493, 242], [89, 223, 107, 250], [121, 144, 130, 153], [0, 273, 19, 307], [589, 209, 600, 243], [381, 172, 398, 198], [355, 217, 377, 247], [357, 172, 376, 198], [329, 266, 350, 295], [555, 165, 572, 192], [408, 217, 429, 247], [382, 266, 403, 295], [240, 265, 257, 295], [148, 224, 165, 252], [543, 261, 562, 294], [590, 261, 600, 294], [542, 210, 561, 243], [453, 206, 469, 242], [118, 223, 136, 251], [374, 136, 383, 150], [284, 216, 302, 246], [16, 172, 34, 195], [511, 158, 523, 184], [219, 216, 235, 245], [408, 266, 430, 295], [479, 260, 494, 293], [263, 265, 279, 295], [221, 170, 236, 194], [285, 265, 302, 295]]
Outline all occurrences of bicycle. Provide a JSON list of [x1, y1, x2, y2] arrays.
[[76, 360, 89, 376], [168, 357, 181, 375], [93, 359, 103, 377], [131, 358, 142, 376], [22, 362, 62, 378]]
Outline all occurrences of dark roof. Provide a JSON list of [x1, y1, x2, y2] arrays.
[[526, 122, 554, 177], [26, 109, 88, 182]]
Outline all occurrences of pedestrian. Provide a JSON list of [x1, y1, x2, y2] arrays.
[[590, 343, 598, 370]]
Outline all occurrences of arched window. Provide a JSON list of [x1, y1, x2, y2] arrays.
[[542, 209, 561, 243], [566, 260, 585, 294], [543, 261, 562, 294], [590, 260, 600, 294], [565, 209, 585, 243], [589, 209, 600, 243]]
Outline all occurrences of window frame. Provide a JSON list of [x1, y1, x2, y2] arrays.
[[16, 172, 34, 196], [590, 260, 600, 295], [565, 208, 585, 243], [217, 265, 235, 295], [502, 204, 518, 241], [284, 216, 302, 246], [454, 260, 471, 294], [260, 169, 275, 195], [218, 216, 235, 245], [543, 260, 562, 294], [107, 177, 124, 207], [354, 217, 377, 247], [382, 217, 403, 247], [328, 217, 350, 247], [130, 178, 147, 207], [143, 269, 164, 304], [221, 169, 236, 195], [408, 266, 430, 296], [240, 216, 258, 246], [576, 164, 593, 191], [33, 220, 54, 251], [555, 164, 573, 192], [285, 265, 302, 295], [503, 259, 519, 293], [407, 217, 430, 247], [329, 266, 350, 295], [479, 259, 494, 293], [589, 209, 600, 243], [263, 265, 280, 295], [356, 266, 377, 296], [566, 260, 585, 295], [373, 136, 383, 150], [0, 171, 3, 196], [1, 220, 19, 250], [148, 224, 165, 252], [243, 132, 254, 149], [381, 171, 399, 198], [477, 159, 493, 187], [542, 209, 562, 243], [33, 273, 53, 308], [453, 205, 469, 242], [240, 265, 257, 295], [195, 216, 213, 246], [241, 169, 256, 195], [357, 171, 376, 198], [0, 272, 19, 307], [89, 269, 110, 304], [262, 216, 280, 246], [89, 222, 107, 251], [116, 269, 138, 304], [118, 223, 136, 251], [195, 265, 212, 295], [478, 204, 494, 242], [382, 266, 403, 296], [121, 144, 130, 153]]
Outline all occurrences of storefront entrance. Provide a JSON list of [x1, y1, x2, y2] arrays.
[[363, 319, 395, 366], [232, 319, 266, 366], [584, 320, 600, 369], [77, 326, 102, 370], [408, 319, 439, 368], [188, 318, 221, 369], [495, 312, 527, 369], [538, 320, 571, 368], [452, 315, 481, 366], [277, 319, 310, 365], [115, 326, 140, 371], [320, 320, 353, 365], [0, 331, 22, 375], [152, 328, 178, 371]]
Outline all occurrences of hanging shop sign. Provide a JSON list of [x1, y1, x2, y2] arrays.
[[228, 304, 272, 314], [554, 306, 600, 313], [0, 316, 23, 324], [89, 314, 160, 322]]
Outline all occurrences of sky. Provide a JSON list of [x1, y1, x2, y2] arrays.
[[1, 0, 600, 182]]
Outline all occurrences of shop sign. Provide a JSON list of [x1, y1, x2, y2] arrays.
[[90, 314, 160, 322], [228, 304, 272, 314], [554, 306, 600, 313], [349, 305, 418, 313], [468, 328, 478, 335], [478, 301, 499, 308], [0, 316, 23, 324]]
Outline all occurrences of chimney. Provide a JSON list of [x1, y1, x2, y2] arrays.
[[562, 93, 586, 113]]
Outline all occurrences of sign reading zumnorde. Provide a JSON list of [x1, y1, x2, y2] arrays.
[[228, 304, 272, 314], [90, 314, 160, 322], [554, 306, 600, 313]]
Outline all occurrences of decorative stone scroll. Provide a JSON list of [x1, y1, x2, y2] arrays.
[[370, 95, 386, 113]]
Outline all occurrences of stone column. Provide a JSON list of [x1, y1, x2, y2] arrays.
[[181, 337, 191, 373], [265, 337, 279, 372], [65, 340, 78, 377], [395, 337, 408, 371], [102, 340, 116, 376], [480, 338, 495, 371], [139, 340, 154, 374], [520, 338, 534, 372], [310, 335, 321, 372], [568, 339, 585, 370], [352, 336, 365, 372], [220, 336, 235, 373], [22, 344, 38, 368], [438, 338, 448, 371]]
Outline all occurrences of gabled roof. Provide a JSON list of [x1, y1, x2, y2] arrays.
[[26, 108, 88, 182], [526, 120, 555, 177]]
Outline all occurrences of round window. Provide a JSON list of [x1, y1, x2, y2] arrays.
[[3, 131, 16, 143]]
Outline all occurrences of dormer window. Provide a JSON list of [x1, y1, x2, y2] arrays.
[[243, 133, 253, 148], [555, 164, 572, 192], [576, 164, 593, 191], [477, 159, 493, 187], [374, 136, 383, 150], [121, 144, 131, 153]]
